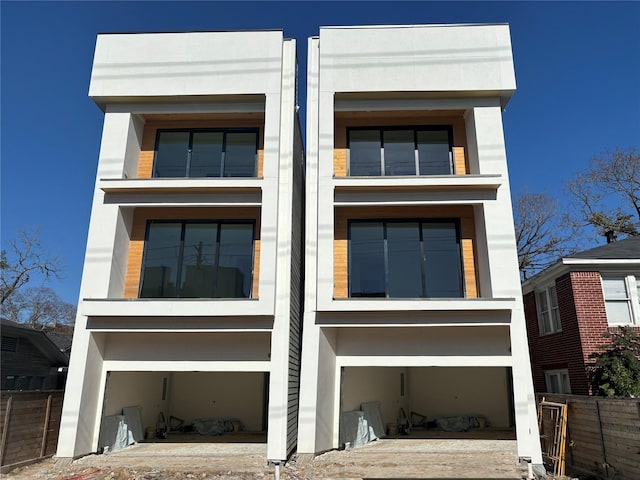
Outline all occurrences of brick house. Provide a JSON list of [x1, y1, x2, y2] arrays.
[[522, 236, 640, 395]]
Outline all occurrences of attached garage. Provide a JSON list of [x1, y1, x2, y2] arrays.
[[102, 371, 268, 445], [95, 331, 272, 449], [311, 325, 516, 446], [341, 366, 514, 435]]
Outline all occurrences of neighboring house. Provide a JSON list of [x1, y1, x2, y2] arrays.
[[298, 24, 543, 467], [1, 318, 70, 391], [44, 327, 74, 357], [57, 31, 303, 464], [522, 236, 640, 396]]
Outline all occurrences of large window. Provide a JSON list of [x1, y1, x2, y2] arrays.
[[140, 221, 255, 299], [601, 276, 640, 325], [537, 285, 562, 335], [153, 129, 258, 178], [348, 220, 463, 298], [348, 127, 453, 176]]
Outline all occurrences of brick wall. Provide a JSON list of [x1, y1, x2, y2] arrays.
[[525, 270, 640, 396], [569, 271, 610, 385], [524, 273, 589, 394]]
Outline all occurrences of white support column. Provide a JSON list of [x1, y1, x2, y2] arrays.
[[58, 112, 135, 458], [315, 89, 336, 310], [470, 106, 542, 464]]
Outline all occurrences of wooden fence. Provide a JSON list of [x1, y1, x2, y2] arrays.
[[539, 394, 640, 480], [0, 390, 64, 471]]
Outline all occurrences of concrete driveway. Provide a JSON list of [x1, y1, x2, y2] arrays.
[[6, 438, 527, 479]]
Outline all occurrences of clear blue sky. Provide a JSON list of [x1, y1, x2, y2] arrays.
[[1, 1, 639, 305]]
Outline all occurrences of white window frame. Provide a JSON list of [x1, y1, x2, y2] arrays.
[[601, 275, 640, 326], [536, 284, 562, 336], [545, 369, 571, 394]]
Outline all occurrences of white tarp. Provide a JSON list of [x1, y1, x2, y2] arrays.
[[122, 406, 144, 442], [98, 415, 135, 451], [360, 401, 386, 439], [340, 410, 371, 447]]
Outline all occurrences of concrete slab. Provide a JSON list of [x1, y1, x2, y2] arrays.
[[5, 438, 528, 479], [287, 439, 527, 479]]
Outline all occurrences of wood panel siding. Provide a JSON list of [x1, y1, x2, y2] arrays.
[[540, 394, 640, 480], [334, 205, 478, 299], [334, 111, 468, 177], [0, 339, 64, 391], [286, 122, 305, 455], [453, 147, 466, 175], [0, 391, 63, 469], [123, 207, 261, 299], [137, 114, 265, 179]]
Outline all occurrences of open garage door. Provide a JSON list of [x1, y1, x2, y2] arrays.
[[100, 371, 268, 449], [340, 366, 515, 442]]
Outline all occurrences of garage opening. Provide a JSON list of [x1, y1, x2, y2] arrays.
[[340, 366, 515, 443], [100, 371, 268, 450]]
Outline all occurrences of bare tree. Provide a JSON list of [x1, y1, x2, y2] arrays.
[[1, 228, 63, 305], [567, 147, 640, 240], [514, 192, 576, 279], [9, 286, 76, 327]]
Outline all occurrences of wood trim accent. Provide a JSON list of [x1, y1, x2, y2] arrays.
[[334, 111, 468, 176], [123, 207, 261, 299], [334, 205, 478, 299], [453, 147, 466, 175], [137, 115, 265, 179]]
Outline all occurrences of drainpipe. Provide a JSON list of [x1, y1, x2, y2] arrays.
[[520, 457, 534, 479]]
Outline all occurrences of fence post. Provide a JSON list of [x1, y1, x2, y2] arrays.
[[0, 395, 13, 466], [40, 394, 53, 457], [595, 399, 609, 475]]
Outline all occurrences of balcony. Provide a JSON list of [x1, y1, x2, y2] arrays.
[[81, 297, 269, 319], [99, 178, 262, 206], [333, 174, 502, 206]]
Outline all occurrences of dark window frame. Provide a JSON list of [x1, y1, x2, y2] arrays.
[[139, 219, 256, 299], [346, 126, 454, 177], [153, 128, 259, 178], [347, 218, 464, 298]]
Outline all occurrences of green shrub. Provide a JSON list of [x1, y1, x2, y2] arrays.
[[589, 326, 640, 397]]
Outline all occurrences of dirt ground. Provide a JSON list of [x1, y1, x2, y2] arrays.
[[3, 437, 531, 480]]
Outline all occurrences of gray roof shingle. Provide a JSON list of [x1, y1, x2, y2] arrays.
[[567, 236, 640, 260]]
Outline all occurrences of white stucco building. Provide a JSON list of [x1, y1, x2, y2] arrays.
[[60, 23, 541, 470], [57, 30, 304, 463], [297, 24, 543, 466]]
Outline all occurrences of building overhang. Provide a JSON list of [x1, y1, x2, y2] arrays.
[[84, 314, 274, 332], [81, 298, 273, 318], [99, 179, 262, 206], [315, 308, 512, 327], [334, 92, 511, 111], [316, 297, 518, 313], [333, 175, 501, 205]]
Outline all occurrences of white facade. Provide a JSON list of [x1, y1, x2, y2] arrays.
[[297, 24, 542, 466], [57, 31, 304, 463]]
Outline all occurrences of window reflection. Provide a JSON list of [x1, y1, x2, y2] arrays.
[[140, 221, 254, 299], [153, 129, 257, 178], [348, 127, 452, 176]]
